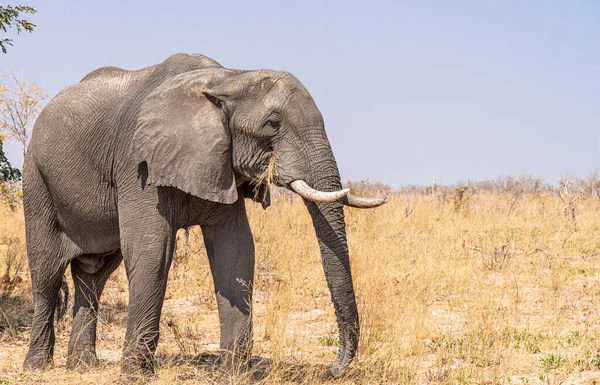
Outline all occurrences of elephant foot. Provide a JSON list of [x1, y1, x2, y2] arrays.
[[327, 357, 351, 379], [23, 350, 53, 372], [66, 349, 100, 371], [248, 356, 270, 382], [215, 350, 252, 374], [208, 354, 268, 384], [120, 354, 156, 383]]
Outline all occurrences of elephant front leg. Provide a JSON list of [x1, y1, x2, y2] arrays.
[[201, 197, 255, 370], [119, 215, 176, 379]]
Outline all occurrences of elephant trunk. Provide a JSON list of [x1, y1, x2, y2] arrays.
[[305, 198, 358, 376], [299, 141, 359, 377]]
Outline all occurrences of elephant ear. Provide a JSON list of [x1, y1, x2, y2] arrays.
[[132, 70, 238, 204]]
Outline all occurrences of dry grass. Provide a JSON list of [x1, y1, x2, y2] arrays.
[[2, 192, 600, 384]]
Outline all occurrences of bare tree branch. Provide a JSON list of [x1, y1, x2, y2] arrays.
[[0, 66, 48, 157]]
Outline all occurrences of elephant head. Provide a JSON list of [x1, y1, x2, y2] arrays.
[[132, 67, 386, 375]]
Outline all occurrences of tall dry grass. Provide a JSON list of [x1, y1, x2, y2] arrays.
[[1, 191, 600, 384]]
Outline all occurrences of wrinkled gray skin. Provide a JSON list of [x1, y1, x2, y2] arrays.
[[23, 54, 360, 378]]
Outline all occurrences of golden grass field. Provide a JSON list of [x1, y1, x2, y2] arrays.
[[2, 191, 600, 384]]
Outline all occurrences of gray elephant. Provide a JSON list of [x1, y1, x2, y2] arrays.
[[22, 53, 386, 378]]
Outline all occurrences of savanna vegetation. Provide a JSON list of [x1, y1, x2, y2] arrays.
[[2, 177, 600, 384]]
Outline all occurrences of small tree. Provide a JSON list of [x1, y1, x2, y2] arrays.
[[0, 67, 48, 157], [496, 175, 524, 214], [453, 184, 470, 213], [0, 136, 21, 210], [0, 5, 36, 54], [0, 136, 20, 182], [557, 173, 580, 229], [581, 169, 600, 200]]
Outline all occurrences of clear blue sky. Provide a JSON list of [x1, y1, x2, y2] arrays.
[[2, 0, 599, 187]]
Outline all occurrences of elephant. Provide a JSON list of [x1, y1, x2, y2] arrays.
[[22, 53, 387, 378]]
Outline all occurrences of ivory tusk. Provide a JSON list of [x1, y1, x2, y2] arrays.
[[290, 180, 350, 203], [342, 194, 389, 208]]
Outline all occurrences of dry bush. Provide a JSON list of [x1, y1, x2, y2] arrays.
[[346, 179, 392, 197], [0, 205, 26, 292], [453, 185, 471, 213], [0, 203, 29, 342], [0, 180, 22, 211], [1, 190, 600, 384], [579, 169, 600, 200]]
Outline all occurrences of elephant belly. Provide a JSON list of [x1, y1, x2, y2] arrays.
[[52, 180, 121, 256]]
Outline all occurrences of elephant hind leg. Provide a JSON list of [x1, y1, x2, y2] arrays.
[[23, 164, 72, 371], [67, 251, 122, 371], [23, 246, 70, 371]]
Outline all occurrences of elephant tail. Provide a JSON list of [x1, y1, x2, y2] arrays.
[[54, 276, 70, 322]]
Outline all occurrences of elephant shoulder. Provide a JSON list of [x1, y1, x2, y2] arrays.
[[80, 66, 129, 83], [158, 53, 223, 75]]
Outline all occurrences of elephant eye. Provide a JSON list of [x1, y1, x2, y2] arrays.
[[264, 120, 280, 130]]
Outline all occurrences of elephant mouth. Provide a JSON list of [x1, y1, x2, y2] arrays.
[[249, 155, 277, 202], [254, 155, 277, 186]]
